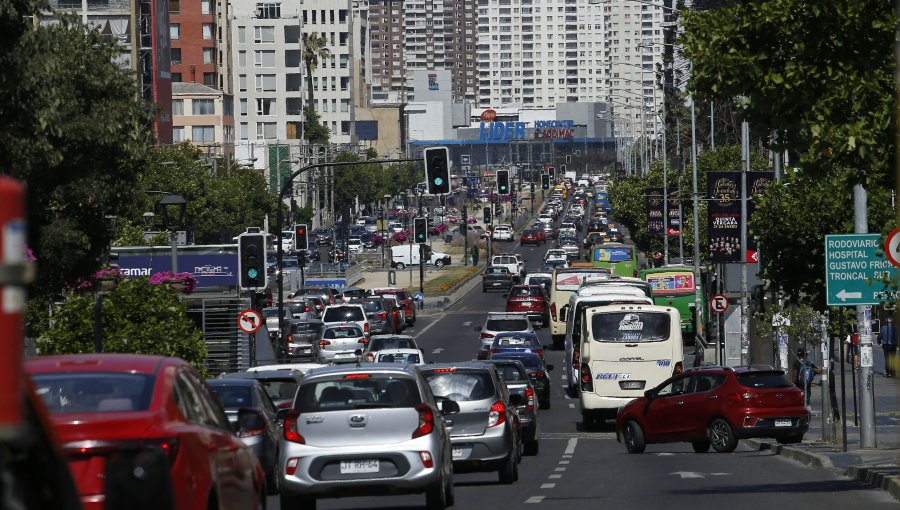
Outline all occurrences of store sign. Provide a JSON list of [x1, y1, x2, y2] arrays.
[[480, 121, 526, 141], [534, 120, 575, 139], [478, 119, 577, 141]]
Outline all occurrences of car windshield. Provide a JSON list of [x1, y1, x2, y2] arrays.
[[32, 372, 155, 414], [737, 372, 794, 389], [209, 385, 254, 408], [377, 352, 421, 364], [425, 371, 495, 401], [324, 326, 363, 339], [591, 312, 670, 343], [369, 337, 415, 351], [486, 319, 529, 331], [493, 364, 528, 382], [323, 307, 364, 322], [296, 375, 420, 410]]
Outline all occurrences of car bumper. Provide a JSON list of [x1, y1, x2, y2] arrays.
[[289, 344, 314, 358], [734, 413, 810, 439], [280, 439, 445, 497], [317, 350, 360, 363], [448, 425, 514, 471], [483, 281, 512, 290], [580, 392, 636, 412]]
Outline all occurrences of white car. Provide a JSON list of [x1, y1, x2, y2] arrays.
[[492, 225, 514, 241], [538, 214, 553, 224], [544, 249, 568, 263], [369, 348, 426, 365]]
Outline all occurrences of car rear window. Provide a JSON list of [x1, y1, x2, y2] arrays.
[[493, 334, 539, 347], [368, 337, 415, 351], [424, 370, 495, 401], [362, 301, 385, 312], [255, 379, 299, 402], [209, 385, 254, 408], [324, 326, 363, 339], [486, 319, 529, 331], [291, 322, 323, 334], [296, 375, 420, 410], [736, 372, 794, 389], [591, 311, 670, 343], [323, 306, 364, 322], [493, 364, 528, 382], [32, 373, 155, 414], [377, 352, 421, 364]]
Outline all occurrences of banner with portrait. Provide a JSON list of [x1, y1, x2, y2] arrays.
[[707, 172, 742, 263], [645, 188, 664, 235]]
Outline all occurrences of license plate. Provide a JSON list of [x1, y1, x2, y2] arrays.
[[334, 352, 355, 358], [621, 381, 643, 390], [340, 460, 379, 474], [774, 418, 792, 427], [451, 446, 471, 459]]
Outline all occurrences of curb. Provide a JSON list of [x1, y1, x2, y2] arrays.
[[418, 268, 483, 315], [746, 439, 900, 503]]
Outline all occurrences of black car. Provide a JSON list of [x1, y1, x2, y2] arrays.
[[314, 228, 333, 246], [489, 351, 553, 410], [482, 266, 515, 293], [483, 359, 541, 456], [361, 297, 396, 335]]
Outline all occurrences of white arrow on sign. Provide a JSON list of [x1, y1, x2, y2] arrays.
[[836, 289, 863, 302], [670, 471, 705, 479]]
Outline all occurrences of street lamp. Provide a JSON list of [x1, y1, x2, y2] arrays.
[[157, 194, 188, 273]]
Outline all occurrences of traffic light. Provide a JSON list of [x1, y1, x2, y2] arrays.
[[483, 206, 492, 224], [496, 170, 510, 195], [294, 223, 309, 251], [530, 181, 535, 194], [541, 173, 550, 189], [548, 166, 556, 180], [566, 154, 572, 165], [238, 233, 267, 289], [423, 146, 451, 195], [414, 217, 427, 244], [560, 164, 566, 174]]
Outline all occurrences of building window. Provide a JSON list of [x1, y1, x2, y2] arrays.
[[171, 48, 181, 64], [256, 3, 281, 19], [202, 48, 214, 64], [240, 99, 248, 115], [340, 99, 349, 112], [238, 75, 247, 91], [203, 73, 216, 87], [255, 74, 276, 91], [341, 121, 350, 135], [238, 51, 246, 67], [191, 126, 215, 142], [171, 72, 182, 82], [172, 99, 184, 115], [173, 126, 185, 142], [339, 54, 348, 68], [202, 23, 214, 39], [257, 122, 277, 139], [192, 99, 215, 115], [239, 122, 248, 140], [169, 0, 179, 14], [255, 50, 276, 67], [238, 26, 246, 43], [255, 26, 275, 43], [170, 24, 180, 40], [201, 0, 211, 14], [256, 98, 276, 115]]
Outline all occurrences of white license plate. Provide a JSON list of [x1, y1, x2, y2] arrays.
[[774, 418, 792, 427], [334, 352, 356, 358], [621, 381, 643, 390], [340, 460, 379, 474], [451, 446, 471, 459]]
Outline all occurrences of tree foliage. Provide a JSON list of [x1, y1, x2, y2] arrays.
[[36, 278, 207, 372]]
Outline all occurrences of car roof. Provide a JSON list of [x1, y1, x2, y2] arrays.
[[489, 351, 542, 361], [487, 311, 529, 317], [421, 361, 496, 372], [369, 334, 416, 340], [248, 363, 330, 374], [207, 378, 262, 387], [220, 370, 304, 382], [300, 363, 419, 380], [25, 353, 179, 375], [323, 321, 364, 329]]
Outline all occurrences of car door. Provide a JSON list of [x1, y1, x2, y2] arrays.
[[640, 375, 692, 442], [678, 374, 726, 439]]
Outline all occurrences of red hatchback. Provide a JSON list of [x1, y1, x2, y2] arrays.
[[505, 285, 549, 327], [27, 354, 267, 510], [616, 366, 809, 454], [520, 228, 545, 246], [371, 287, 416, 325]]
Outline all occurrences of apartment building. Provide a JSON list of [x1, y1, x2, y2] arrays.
[[368, 0, 478, 103], [171, 82, 235, 153], [169, 0, 217, 88]]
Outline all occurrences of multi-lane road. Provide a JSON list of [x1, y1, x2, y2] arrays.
[[270, 219, 896, 510]]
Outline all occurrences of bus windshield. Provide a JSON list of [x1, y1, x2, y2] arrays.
[[646, 272, 695, 295], [591, 311, 671, 343]]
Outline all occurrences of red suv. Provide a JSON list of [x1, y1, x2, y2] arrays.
[[370, 287, 416, 325], [616, 366, 809, 454], [505, 285, 549, 327], [27, 354, 267, 510], [520, 228, 545, 246]]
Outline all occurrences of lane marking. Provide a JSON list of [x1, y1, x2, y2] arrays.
[[559, 460, 570, 465], [525, 496, 545, 504], [561, 454, 572, 459], [554, 467, 567, 472], [564, 437, 578, 455], [540, 483, 556, 489], [413, 317, 442, 339], [569, 403, 575, 409], [549, 474, 562, 479], [560, 374, 566, 380]]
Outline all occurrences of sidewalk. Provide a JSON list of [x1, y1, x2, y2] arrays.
[[744, 346, 900, 502]]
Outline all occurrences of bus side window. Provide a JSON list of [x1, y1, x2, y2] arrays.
[[560, 304, 569, 322], [572, 311, 581, 343]]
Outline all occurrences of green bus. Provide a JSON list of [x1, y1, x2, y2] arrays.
[[590, 243, 637, 277], [639, 265, 704, 342]]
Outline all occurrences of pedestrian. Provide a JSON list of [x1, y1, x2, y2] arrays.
[[791, 348, 821, 404], [878, 315, 897, 377], [470, 244, 479, 266]]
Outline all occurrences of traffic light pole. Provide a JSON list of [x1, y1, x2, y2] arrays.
[[276, 158, 417, 347]]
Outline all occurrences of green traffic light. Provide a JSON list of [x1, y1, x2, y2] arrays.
[[247, 268, 258, 279], [434, 177, 444, 185]]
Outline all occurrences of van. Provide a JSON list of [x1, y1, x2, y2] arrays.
[[548, 267, 612, 348], [390, 244, 451, 270], [578, 304, 684, 429]]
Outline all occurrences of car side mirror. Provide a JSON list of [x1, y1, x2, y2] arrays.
[[237, 408, 265, 435], [508, 394, 525, 407], [644, 390, 656, 400], [275, 408, 291, 421], [437, 399, 460, 415]]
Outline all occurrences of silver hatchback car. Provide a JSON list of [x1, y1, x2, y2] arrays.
[[278, 364, 458, 509], [315, 322, 367, 364]]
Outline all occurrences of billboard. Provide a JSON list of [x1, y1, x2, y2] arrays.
[[116, 246, 238, 289], [746, 171, 774, 263]]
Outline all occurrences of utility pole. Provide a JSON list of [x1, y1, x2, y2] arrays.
[[854, 182, 875, 448], [740, 121, 750, 366], [710, 101, 715, 150], [690, 99, 703, 333], [821, 314, 834, 442], [662, 95, 669, 266]]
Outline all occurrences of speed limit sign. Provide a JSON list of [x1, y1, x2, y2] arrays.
[[710, 293, 728, 314], [885, 227, 900, 268]]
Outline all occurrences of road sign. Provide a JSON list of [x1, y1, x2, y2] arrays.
[[709, 293, 728, 314], [237, 309, 262, 334], [885, 227, 900, 268], [825, 234, 897, 306]]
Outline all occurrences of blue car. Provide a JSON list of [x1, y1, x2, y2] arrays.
[[487, 332, 544, 360]]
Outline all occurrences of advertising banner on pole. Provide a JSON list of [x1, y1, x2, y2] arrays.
[[707, 172, 742, 263], [666, 187, 681, 235], [746, 171, 774, 263], [645, 188, 664, 235]]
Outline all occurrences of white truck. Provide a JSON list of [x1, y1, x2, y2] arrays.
[[390, 245, 451, 270]]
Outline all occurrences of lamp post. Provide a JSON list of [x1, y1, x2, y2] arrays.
[[157, 194, 188, 273]]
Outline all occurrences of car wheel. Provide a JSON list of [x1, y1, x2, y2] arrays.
[[435, 260, 445, 268], [524, 440, 540, 456], [776, 433, 803, 444], [709, 418, 738, 453], [395, 262, 406, 270], [623, 420, 646, 454], [425, 477, 447, 510], [498, 453, 517, 484], [691, 440, 711, 453], [280, 492, 316, 510]]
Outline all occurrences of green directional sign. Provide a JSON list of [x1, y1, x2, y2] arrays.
[[825, 234, 897, 306]]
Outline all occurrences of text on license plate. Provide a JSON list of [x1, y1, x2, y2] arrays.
[[452, 446, 470, 459], [774, 418, 792, 427], [340, 460, 379, 474]]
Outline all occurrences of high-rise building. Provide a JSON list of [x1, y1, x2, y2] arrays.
[[368, 0, 478, 103], [169, 0, 218, 88]]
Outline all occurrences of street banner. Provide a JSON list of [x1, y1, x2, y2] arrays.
[[666, 187, 681, 235], [645, 188, 664, 235], [707, 172, 742, 263], [746, 171, 774, 263]]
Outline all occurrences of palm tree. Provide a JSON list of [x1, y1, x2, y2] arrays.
[[302, 32, 331, 113]]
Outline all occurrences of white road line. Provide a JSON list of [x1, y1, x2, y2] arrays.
[[561, 454, 572, 459], [559, 460, 570, 465], [564, 437, 578, 455], [525, 496, 545, 504], [540, 483, 556, 489], [568, 403, 575, 409], [549, 474, 562, 479], [413, 317, 442, 340], [560, 374, 566, 380], [554, 467, 567, 472]]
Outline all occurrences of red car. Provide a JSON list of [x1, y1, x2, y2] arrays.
[[505, 284, 549, 327], [616, 366, 809, 454], [520, 228, 546, 246], [27, 354, 267, 510], [370, 287, 416, 325]]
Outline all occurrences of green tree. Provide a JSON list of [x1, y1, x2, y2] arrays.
[[0, 18, 150, 296], [36, 278, 207, 372], [302, 32, 331, 110], [303, 107, 331, 145]]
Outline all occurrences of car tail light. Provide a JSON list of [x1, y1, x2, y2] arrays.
[[287, 334, 294, 342], [480, 333, 495, 339], [365, 353, 376, 362], [239, 426, 267, 438], [524, 387, 535, 411], [64, 438, 181, 464], [532, 371, 546, 379], [285, 457, 300, 476], [534, 349, 544, 358], [432, 367, 457, 373], [672, 361, 683, 375], [364, 323, 370, 333], [305, 306, 311, 312], [550, 303, 557, 321], [572, 349, 580, 368], [358, 337, 369, 345], [378, 312, 388, 319], [283, 410, 306, 444], [412, 403, 435, 438], [319, 340, 331, 347], [488, 401, 506, 428], [580, 363, 593, 392], [419, 451, 434, 469]]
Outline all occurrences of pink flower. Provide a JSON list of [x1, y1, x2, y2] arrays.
[[149, 271, 198, 294]]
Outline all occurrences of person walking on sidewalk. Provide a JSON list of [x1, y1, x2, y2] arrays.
[[792, 348, 821, 405], [878, 315, 897, 378], [470, 244, 479, 266]]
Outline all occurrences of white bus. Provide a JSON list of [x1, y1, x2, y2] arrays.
[[578, 304, 684, 429], [548, 267, 611, 349]]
